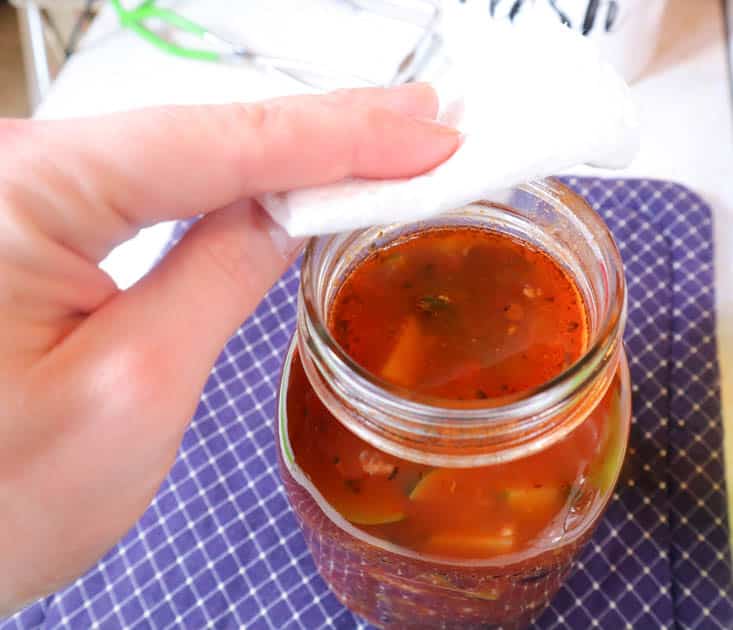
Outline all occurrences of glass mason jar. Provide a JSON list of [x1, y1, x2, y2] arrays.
[[276, 179, 631, 629]]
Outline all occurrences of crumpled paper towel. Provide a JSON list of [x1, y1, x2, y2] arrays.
[[260, 5, 640, 237]]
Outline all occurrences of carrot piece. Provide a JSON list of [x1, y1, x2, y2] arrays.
[[503, 486, 564, 516], [425, 530, 515, 556]]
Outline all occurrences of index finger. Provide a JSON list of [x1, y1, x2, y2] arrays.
[[6, 84, 458, 261]]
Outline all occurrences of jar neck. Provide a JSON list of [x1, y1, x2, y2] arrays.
[[297, 180, 626, 467]]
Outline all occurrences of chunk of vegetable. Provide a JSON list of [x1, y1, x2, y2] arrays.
[[333, 484, 407, 526], [425, 530, 515, 556], [381, 316, 424, 387], [416, 294, 452, 314], [589, 390, 626, 493], [359, 449, 396, 477], [408, 469, 456, 502], [417, 574, 502, 601], [467, 586, 501, 601], [503, 486, 564, 516]]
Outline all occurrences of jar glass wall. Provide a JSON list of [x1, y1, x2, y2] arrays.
[[276, 180, 632, 629]]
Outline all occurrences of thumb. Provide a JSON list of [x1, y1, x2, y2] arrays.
[[128, 199, 300, 368], [61, 202, 299, 417]]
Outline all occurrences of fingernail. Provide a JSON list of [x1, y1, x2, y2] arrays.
[[415, 119, 463, 160], [415, 117, 462, 137]]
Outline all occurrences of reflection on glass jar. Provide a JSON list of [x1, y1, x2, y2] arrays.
[[276, 180, 631, 629]]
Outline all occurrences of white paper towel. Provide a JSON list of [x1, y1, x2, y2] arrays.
[[260, 6, 640, 237]]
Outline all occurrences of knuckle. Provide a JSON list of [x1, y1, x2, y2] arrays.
[[225, 101, 286, 171], [231, 101, 279, 135]]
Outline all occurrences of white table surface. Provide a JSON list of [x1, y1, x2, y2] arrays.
[[34, 0, 733, 530]]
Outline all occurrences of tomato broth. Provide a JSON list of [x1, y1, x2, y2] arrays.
[[287, 228, 621, 560]]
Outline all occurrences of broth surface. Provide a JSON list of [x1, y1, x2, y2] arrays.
[[329, 228, 587, 399]]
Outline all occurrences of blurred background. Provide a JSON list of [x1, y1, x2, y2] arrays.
[[1, 0, 29, 116], [3, 0, 728, 117], [2, 0, 91, 116]]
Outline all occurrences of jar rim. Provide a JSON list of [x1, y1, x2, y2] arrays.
[[297, 179, 626, 464]]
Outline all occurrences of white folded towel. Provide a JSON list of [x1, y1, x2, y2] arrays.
[[260, 6, 639, 237]]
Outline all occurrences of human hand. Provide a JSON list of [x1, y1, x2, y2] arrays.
[[0, 84, 459, 615]]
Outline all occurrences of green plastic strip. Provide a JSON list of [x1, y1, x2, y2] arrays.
[[111, 0, 221, 63], [278, 340, 297, 466]]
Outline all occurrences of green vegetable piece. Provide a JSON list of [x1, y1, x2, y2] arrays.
[[418, 573, 455, 589], [589, 390, 627, 493], [333, 480, 407, 526], [338, 500, 407, 526], [416, 294, 452, 314], [468, 586, 501, 601], [343, 508, 406, 526]]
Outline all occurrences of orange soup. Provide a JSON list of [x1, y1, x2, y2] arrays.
[[287, 228, 620, 559]]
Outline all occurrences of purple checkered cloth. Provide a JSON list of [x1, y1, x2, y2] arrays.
[[3, 178, 732, 629]]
